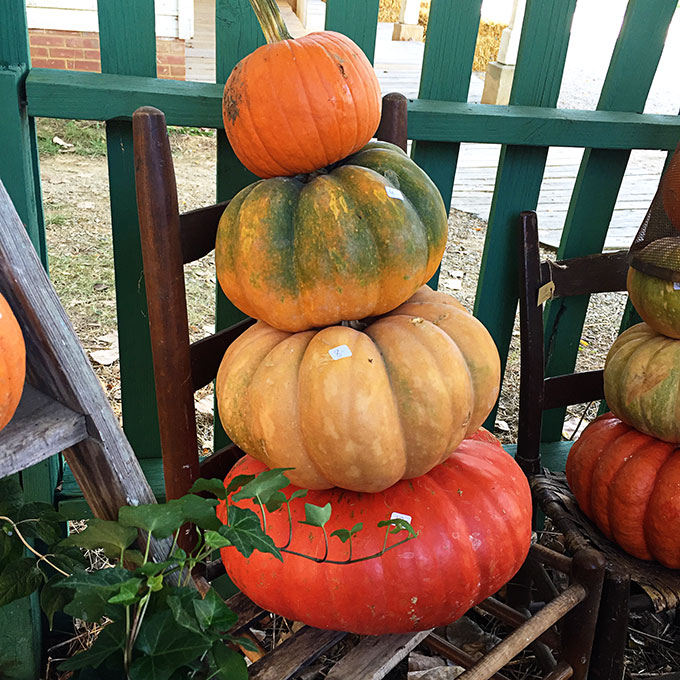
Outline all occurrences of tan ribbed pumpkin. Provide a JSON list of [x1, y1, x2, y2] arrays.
[[216, 286, 501, 492]]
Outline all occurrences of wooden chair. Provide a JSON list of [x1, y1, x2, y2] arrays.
[[131, 101, 609, 680], [515, 209, 680, 680]]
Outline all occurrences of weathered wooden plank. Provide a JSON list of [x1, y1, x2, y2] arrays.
[[248, 627, 347, 680], [0, 384, 87, 478], [474, 0, 578, 430], [225, 591, 267, 631], [325, 630, 432, 680], [24, 69, 680, 150], [541, 0, 677, 440], [325, 0, 380, 64], [0, 181, 169, 565]]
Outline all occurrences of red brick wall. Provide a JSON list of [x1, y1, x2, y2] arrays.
[[29, 29, 186, 80]]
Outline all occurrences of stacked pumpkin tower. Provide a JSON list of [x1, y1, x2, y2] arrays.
[[566, 148, 680, 570], [214, 0, 533, 635]]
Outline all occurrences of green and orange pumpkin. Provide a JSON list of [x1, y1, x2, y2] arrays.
[[0, 292, 25, 431], [627, 238, 680, 338], [215, 286, 500, 492], [604, 322, 680, 442], [217, 430, 532, 634], [223, 0, 381, 178], [566, 412, 680, 568], [215, 141, 448, 332]]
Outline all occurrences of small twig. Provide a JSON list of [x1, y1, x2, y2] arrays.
[[0, 516, 70, 577]]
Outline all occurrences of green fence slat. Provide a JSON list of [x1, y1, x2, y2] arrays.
[[541, 0, 677, 441], [1, 0, 30, 66], [411, 0, 482, 221], [325, 0, 380, 64], [474, 0, 577, 431], [214, 0, 265, 449], [98, 0, 160, 458]]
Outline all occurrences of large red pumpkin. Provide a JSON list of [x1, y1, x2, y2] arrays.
[[0, 292, 25, 431], [566, 412, 680, 569], [216, 286, 501, 493], [222, 0, 381, 179], [217, 432, 532, 635]]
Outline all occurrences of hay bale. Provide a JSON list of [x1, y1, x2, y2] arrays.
[[473, 20, 507, 72]]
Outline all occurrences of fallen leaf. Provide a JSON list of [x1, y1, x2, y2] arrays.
[[52, 136, 74, 148], [195, 395, 214, 415], [89, 348, 119, 366], [494, 419, 510, 433]]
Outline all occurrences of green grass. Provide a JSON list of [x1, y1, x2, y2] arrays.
[[36, 118, 215, 158]]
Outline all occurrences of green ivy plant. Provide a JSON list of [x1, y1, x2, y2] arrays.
[[0, 470, 416, 679]]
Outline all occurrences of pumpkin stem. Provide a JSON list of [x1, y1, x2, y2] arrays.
[[248, 0, 293, 43]]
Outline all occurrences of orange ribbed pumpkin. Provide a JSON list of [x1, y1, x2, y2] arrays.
[[222, 0, 381, 178], [0, 292, 26, 431], [566, 412, 680, 569], [217, 431, 532, 635], [216, 286, 501, 493]]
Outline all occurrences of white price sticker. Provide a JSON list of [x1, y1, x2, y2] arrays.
[[328, 344, 352, 360], [674, 281, 680, 290], [385, 186, 404, 201], [390, 511, 413, 524]]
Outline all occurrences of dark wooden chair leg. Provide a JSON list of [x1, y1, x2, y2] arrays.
[[561, 549, 606, 680], [589, 570, 631, 680], [376, 92, 408, 152]]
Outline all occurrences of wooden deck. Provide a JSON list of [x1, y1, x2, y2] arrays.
[[186, 0, 669, 251]]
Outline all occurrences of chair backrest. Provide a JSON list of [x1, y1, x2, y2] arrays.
[[132, 96, 409, 501], [516, 210, 629, 476]]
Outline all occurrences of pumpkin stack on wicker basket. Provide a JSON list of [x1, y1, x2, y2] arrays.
[[566, 146, 680, 570], [211, 0, 533, 635]]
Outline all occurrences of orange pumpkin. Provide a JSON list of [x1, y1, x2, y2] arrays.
[[566, 412, 680, 568], [216, 286, 501, 493], [222, 0, 381, 178], [0, 292, 25, 431]]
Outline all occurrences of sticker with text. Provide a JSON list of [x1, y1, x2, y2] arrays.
[[674, 281, 680, 290], [390, 511, 413, 524], [385, 186, 405, 201], [328, 344, 352, 360]]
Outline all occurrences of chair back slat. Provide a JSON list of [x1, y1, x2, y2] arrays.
[[190, 318, 256, 393], [179, 202, 229, 264], [133, 106, 200, 500], [543, 371, 604, 411], [539, 251, 628, 298]]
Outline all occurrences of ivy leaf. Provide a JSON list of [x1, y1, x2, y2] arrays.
[[167, 494, 220, 531], [193, 588, 237, 632], [58, 566, 131, 621], [203, 530, 232, 550], [211, 641, 248, 680], [377, 518, 417, 537], [289, 489, 308, 501], [118, 503, 185, 539], [224, 474, 255, 496], [299, 502, 332, 528], [232, 468, 292, 505], [59, 620, 125, 671], [130, 609, 209, 680], [137, 559, 174, 577], [0, 477, 24, 515], [61, 518, 137, 559], [123, 549, 146, 568], [264, 491, 287, 513], [16, 502, 63, 545], [0, 557, 43, 606], [41, 575, 73, 629], [189, 477, 228, 500], [166, 590, 203, 635], [331, 522, 363, 543], [218, 506, 281, 561], [107, 577, 143, 605], [0, 527, 23, 570]]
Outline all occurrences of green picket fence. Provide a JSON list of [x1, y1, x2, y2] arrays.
[[1, 0, 680, 673]]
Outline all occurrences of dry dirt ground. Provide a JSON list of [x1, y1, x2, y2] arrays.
[[39, 129, 627, 449]]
